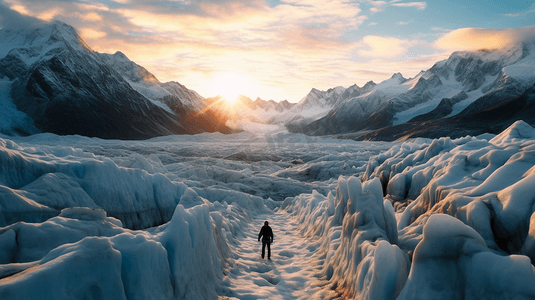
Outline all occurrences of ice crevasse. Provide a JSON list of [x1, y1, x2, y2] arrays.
[[0, 136, 186, 229]]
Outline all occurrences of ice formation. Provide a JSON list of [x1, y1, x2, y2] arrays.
[[1, 121, 535, 299], [283, 177, 409, 300], [282, 120, 535, 299], [397, 214, 535, 300], [0, 203, 244, 299]]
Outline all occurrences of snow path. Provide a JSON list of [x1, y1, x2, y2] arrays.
[[222, 211, 327, 300]]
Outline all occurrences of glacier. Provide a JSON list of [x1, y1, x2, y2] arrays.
[[1, 121, 535, 299]]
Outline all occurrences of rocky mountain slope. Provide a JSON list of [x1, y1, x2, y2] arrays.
[[0, 21, 230, 139], [289, 41, 535, 140], [2, 21, 534, 141]]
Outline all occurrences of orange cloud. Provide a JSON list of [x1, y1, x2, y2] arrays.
[[79, 28, 107, 39], [434, 26, 535, 51], [7, 2, 61, 21], [78, 12, 102, 22], [358, 36, 415, 58], [391, 2, 426, 10], [9, 4, 29, 15], [0, 0, 441, 102]]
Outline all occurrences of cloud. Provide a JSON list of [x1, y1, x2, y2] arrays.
[[434, 26, 535, 51], [391, 1, 426, 10], [0, 0, 476, 102], [79, 28, 107, 39], [112, 0, 365, 52], [0, 1, 47, 29], [77, 12, 103, 22], [358, 36, 415, 58], [504, 9, 535, 18], [2, 0, 436, 101], [367, 0, 387, 13], [397, 20, 412, 25], [431, 27, 450, 32]]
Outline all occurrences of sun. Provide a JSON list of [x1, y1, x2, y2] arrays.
[[211, 73, 246, 105]]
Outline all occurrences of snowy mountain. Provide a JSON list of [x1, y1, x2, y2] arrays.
[[204, 95, 297, 128], [275, 86, 348, 124], [3, 21, 535, 141], [98, 51, 205, 111], [209, 85, 375, 129], [211, 84, 378, 131], [250, 97, 295, 112], [206, 87, 372, 133], [290, 42, 535, 139], [207, 39, 535, 139], [0, 21, 229, 139]]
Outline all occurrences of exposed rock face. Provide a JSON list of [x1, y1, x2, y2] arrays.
[[289, 43, 535, 140], [357, 82, 535, 141], [0, 21, 230, 139]]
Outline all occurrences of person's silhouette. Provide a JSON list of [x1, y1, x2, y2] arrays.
[[258, 221, 274, 260]]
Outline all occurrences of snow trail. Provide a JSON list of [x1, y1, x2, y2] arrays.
[[222, 211, 326, 300]]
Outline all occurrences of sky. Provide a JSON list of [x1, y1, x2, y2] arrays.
[[0, 0, 534, 102]]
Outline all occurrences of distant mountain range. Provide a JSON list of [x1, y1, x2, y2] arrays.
[[288, 42, 535, 140], [1, 21, 534, 140]]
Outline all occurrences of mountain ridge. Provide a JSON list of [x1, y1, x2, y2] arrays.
[[2, 20, 535, 140], [0, 21, 231, 139], [288, 41, 535, 140]]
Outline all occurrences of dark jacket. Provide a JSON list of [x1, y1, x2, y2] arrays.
[[258, 225, 273, 243]]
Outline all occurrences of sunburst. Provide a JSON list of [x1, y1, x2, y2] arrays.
[[212, 73, 247, 105]]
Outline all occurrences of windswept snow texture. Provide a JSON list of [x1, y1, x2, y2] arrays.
[[3, 122, 535, 299]]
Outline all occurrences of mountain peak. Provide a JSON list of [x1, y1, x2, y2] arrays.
[[0, 20, 93, 70], [100, 51, 159, 83], [49, 21, 77, 35], [112, 51, 129, 60], [30, 21, 92, 52], [362, 80, 376, 90], [391, 72, 406, 81]]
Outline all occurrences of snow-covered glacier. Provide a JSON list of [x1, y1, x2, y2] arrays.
[[0, 130, 390, 299], [1, 122, 535, 299]]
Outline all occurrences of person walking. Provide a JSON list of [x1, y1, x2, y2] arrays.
[[258, 221, 274, 260]]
